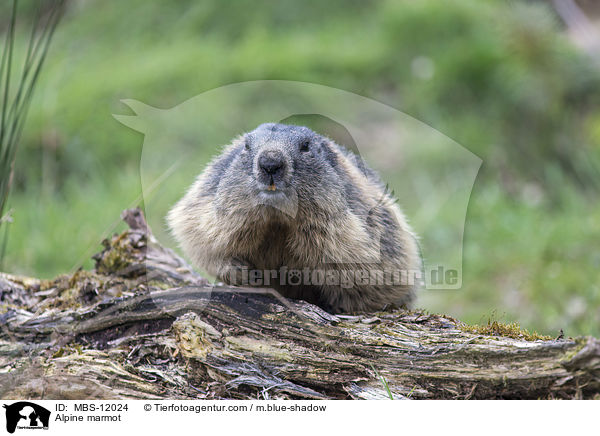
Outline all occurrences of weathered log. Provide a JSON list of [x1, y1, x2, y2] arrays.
[[1, 208, 599, 400]]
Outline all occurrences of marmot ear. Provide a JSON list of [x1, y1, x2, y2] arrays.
[[316, 140, 328, 155]]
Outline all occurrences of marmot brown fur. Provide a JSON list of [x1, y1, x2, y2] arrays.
[[167, 123, 421, 313]]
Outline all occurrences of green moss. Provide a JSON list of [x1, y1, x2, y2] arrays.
[[560, 337, 588, 361], [40, 269, 115, 310], [147, 280, 173, 290], [38, 279, 57, 292], [52, 344, 84, 358], [461, 320, 552, 341], [96, 244, 132, 274], [0, 303, 16, 314]]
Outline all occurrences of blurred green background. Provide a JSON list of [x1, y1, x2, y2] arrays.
[[2, 0, 599, 337]]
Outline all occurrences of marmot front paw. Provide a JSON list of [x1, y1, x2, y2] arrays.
[[217, 258, 254, 286]]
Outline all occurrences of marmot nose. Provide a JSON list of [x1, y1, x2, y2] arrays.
[[258, 154, 285, 176]]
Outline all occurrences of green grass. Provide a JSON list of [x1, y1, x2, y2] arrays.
[[5, 166, 138, 277], [420, 182, 600, 337], [1, 0, 64, 268], [2, 0, 599, 338]]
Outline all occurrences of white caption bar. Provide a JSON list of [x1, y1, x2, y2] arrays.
[[0, 400, 594, 436]]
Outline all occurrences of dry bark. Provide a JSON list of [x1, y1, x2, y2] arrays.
[[1, 208, 599, 400]]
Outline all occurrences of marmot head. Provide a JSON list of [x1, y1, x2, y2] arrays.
[[216, 123, 344, 219]]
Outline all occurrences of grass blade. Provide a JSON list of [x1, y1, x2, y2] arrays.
[[0, 0, 65, 270]]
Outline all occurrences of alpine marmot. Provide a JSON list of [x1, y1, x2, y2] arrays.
[[167, 123, 421, 313]]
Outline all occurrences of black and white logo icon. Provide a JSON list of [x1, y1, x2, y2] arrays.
[[3, 402, 50, 434]]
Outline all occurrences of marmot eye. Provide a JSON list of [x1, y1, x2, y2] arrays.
[[300, 140, 310, 152], [244, 140, 250, 150]]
